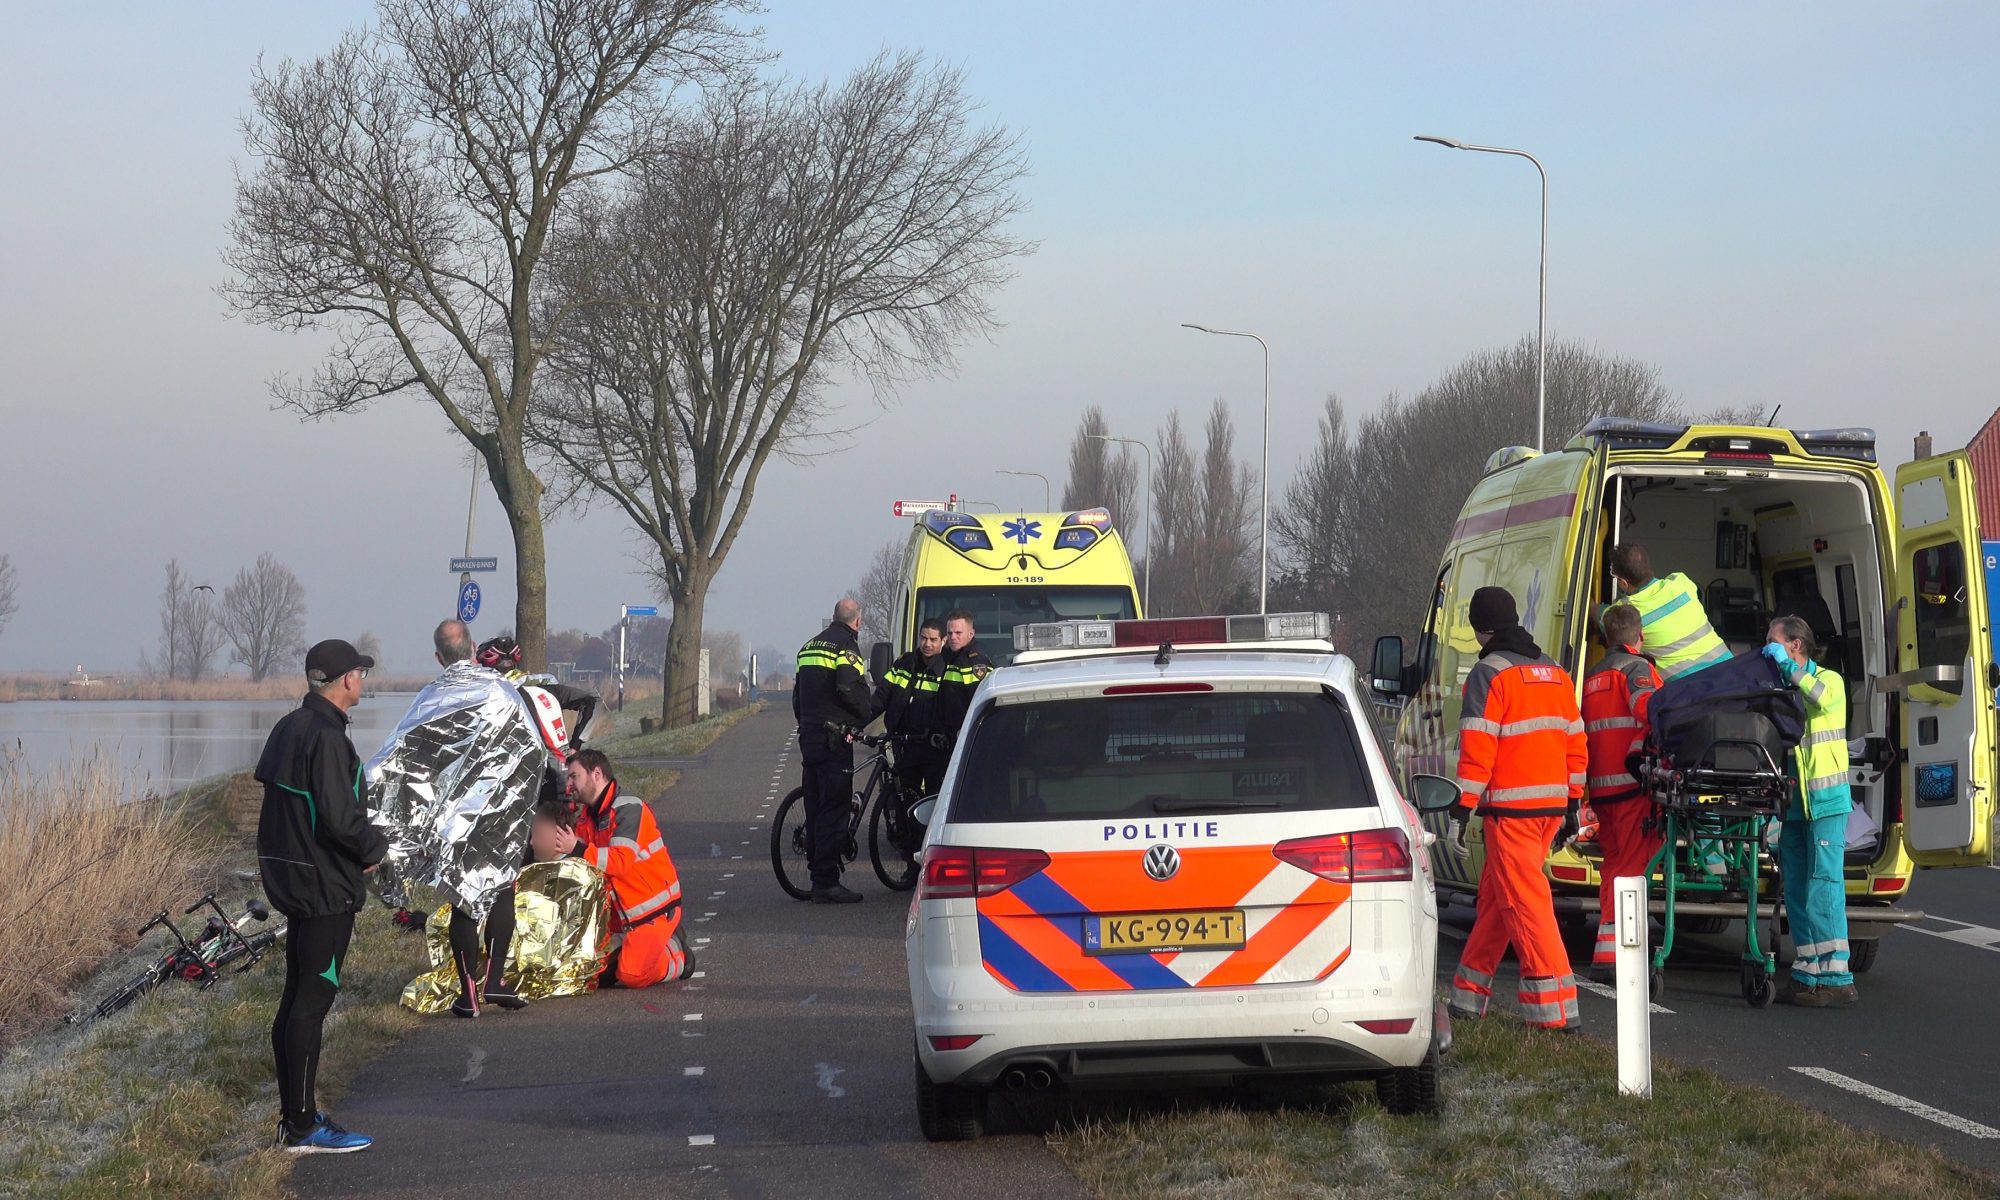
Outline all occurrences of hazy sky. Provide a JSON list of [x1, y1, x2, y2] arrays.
[[3, 2, 1996, 674]]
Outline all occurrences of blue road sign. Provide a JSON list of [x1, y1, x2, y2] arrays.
[[458, 579, 482, 623], [451, 557, 499, 573], [1984, 541, 2000, 671], [624, 605, 659, 617]]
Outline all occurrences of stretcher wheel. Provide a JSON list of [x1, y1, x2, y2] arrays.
[[1741, 963, 1776, 1008], [1649, 969, 1665, 1002]]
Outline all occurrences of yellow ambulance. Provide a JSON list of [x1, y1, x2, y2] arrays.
[[868, 507, 1143, 676], [1369, 420, 1994, 971]]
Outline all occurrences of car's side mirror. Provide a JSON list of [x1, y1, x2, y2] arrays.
[[1371, 635, 1406, 696], [870, 640, 893, 683], [1409, 773, 1461, 813], [911, 796, 938, 826]]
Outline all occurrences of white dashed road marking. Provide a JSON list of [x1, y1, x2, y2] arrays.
[[1791, 1068, 2000, 1139], [688, 1134, 715, 1146], [684, 1012, 703, 1022], [684, 1066, 705, 1076], [1574, 977, 1674, 1015]]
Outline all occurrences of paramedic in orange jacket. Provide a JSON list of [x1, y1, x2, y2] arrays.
[[1447, 586, 1587, 1030], [560, 749, 691, 987], [1581, 603, 1665, 983]]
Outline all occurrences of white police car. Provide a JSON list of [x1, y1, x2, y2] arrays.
[[906, 613, 1449, 1141]]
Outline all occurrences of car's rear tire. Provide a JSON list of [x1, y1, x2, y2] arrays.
[[914, 1052, 985, 1142], [1376, 1033, 1442, 1116]]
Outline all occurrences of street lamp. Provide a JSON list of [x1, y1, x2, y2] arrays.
[[1087, 433, 1153, 615], [1414, 134, 1549, 453], [997, 469, 1050, 511], [1181, 322, 1270, 614]]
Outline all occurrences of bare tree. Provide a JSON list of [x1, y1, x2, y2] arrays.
[[852, 538, 905, 652], [151, 561, 225, 681], [1148, 411, 1197, 616], [1694, 403, 1772, 425], [354, 630, 384, 669], [222, 0, 754, 671], [217, 553, 309, 681], [1184, 400, 1256, 613], [534, 54, 1032, 726], [703, 628, 745, 684], [0, 554, 17, 642], [1060, 406, 1137, 524], [1271, 394, 1354, 634]]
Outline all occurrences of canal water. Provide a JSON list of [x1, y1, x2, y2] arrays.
[[0, 695, 415, 791]]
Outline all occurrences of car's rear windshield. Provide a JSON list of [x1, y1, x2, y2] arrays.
[[950, 689, 1376, 822]]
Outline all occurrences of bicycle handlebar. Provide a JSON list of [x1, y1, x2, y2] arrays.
[[184, 892, 217, 916]]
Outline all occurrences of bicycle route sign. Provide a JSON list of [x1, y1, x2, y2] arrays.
[[458, 579, 482, 623]]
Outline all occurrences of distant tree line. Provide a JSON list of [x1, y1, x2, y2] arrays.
[[144, 554, 308, 681], [1060, 336, 1769, 650]]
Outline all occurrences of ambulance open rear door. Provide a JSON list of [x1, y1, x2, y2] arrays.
[[1886, 451, 1997, 868]]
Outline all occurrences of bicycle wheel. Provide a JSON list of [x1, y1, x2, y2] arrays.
[[870, 788, 922, 892], [211, 925, 287, 973], [79, 957, 175, 1023], [770, 786, 814, 901]]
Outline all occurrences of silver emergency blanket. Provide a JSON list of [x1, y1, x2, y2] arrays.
[[365, 662, 550, 921]]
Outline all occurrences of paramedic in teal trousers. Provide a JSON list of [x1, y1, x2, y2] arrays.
[[1763, 615, 1856, 1007]]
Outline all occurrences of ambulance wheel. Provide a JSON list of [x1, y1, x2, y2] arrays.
[[1849, 937, 1879, 974], [1742, 963, 1776, 1008], [1376, 1034, 1442, 1116], [769, 788, 814, 901], [1682, 915, 1730, 936], [915, 1052, 985, 1142]]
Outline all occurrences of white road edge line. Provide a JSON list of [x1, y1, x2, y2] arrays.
[[1574, 976, 1673, 1015], [1791, 1067, 2000, 1139], [1900, 921, 2000, 952]]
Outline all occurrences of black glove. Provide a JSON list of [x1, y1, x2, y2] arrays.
[[1554, 802, 1580, 851]]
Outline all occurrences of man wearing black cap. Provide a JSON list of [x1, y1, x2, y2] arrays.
[[255, 638, 388, 1154]]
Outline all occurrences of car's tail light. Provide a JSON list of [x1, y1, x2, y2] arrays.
[[1273, 828, 1413, 883], [927, 1034, 986, 1051], [919, 846, 1051, 899], [1871, 876, 1906, 894], [1355, 1018, 1415, 1035]]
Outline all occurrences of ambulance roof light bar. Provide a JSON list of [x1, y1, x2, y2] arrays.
[[1013, 611, 1332, 652]]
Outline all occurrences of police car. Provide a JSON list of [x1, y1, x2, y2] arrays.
[[906, 613, 1448, 1141]]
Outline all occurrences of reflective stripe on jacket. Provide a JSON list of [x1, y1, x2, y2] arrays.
[[1776, 656, 1852, 817], [874, 650, 946, 738], [1581, 646, 1662, 804], [1622, 573, 1730, 681], [1456, 649, 1588, 818], [579, 781, 683, 928], [793, 622, 875, 733]]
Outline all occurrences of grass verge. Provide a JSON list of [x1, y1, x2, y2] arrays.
[[1045, 1013, 1996, 1199], [593, 701, 766, 799]]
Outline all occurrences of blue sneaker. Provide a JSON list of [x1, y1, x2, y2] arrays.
[[280, 1113, 373, 1154]]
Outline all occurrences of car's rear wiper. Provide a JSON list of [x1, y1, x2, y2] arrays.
[[1150, 796, 1282, 813]]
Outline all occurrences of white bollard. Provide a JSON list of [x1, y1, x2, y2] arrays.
[[1614, 874, 1652, 1098]]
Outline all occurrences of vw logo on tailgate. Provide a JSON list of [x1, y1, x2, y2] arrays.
[[1142, 843, 1181, 882]]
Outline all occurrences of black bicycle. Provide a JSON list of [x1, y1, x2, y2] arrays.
[[771, 730, 934, 899], [70, 892, 287, 1024]]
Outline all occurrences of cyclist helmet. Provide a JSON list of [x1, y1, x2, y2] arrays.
[[477, 636, 523, 670]]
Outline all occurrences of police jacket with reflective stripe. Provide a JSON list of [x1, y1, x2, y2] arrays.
[[937, 640, 993, 731], [579, 781, 683, 927], [1774, 655, 1852, 818], [254, 692, 389, 919], [1455, 630, 1588, 819], [1582, 646, 1662, 804], [1622, 572, 1730, 681], [793, 622, 874, 733], [874, 650, 946, 738]]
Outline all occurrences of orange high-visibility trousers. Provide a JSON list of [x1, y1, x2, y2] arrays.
[[1592, 801, 1663, 968], [1450, 814, 1579, 1027], [608, 915, 690, 989]]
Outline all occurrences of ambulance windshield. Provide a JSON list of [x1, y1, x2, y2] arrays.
[[916, 586, 1137, 666], [951, 691, 1375, 822]]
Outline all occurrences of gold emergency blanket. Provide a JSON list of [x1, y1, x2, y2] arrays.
[[400, 858, 614, 1015]]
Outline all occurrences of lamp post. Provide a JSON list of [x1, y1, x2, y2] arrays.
[[997, 469, 1050, 511], [1088, 433, 1154, 614], [1181, 323, 1270, 614], [1414, 134, 1549, 452]]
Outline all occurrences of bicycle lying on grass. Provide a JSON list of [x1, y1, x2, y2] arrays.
[[771, 728, 937, 899], [68, 892, 287, 1024]]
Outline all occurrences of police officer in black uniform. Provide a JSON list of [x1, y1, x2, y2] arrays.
[[874, 616, 951, 802], [793, 598, 876, 903], [937, 608, 994, 734]]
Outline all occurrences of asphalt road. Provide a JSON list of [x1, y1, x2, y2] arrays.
[[298, 707, 1085, 1200], [1439, 860, 2000, 1177]]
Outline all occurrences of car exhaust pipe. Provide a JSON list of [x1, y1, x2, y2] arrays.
[[1001, 1068, 1028, 1092], [1028, 1067, 1055, 1091]]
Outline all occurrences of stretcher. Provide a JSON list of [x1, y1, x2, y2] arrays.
[[1632, 655, 1807, 1008]]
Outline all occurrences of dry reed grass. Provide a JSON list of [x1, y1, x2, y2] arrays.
[[0, 674, 434, 703], [0, 753, 217, 1049]]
